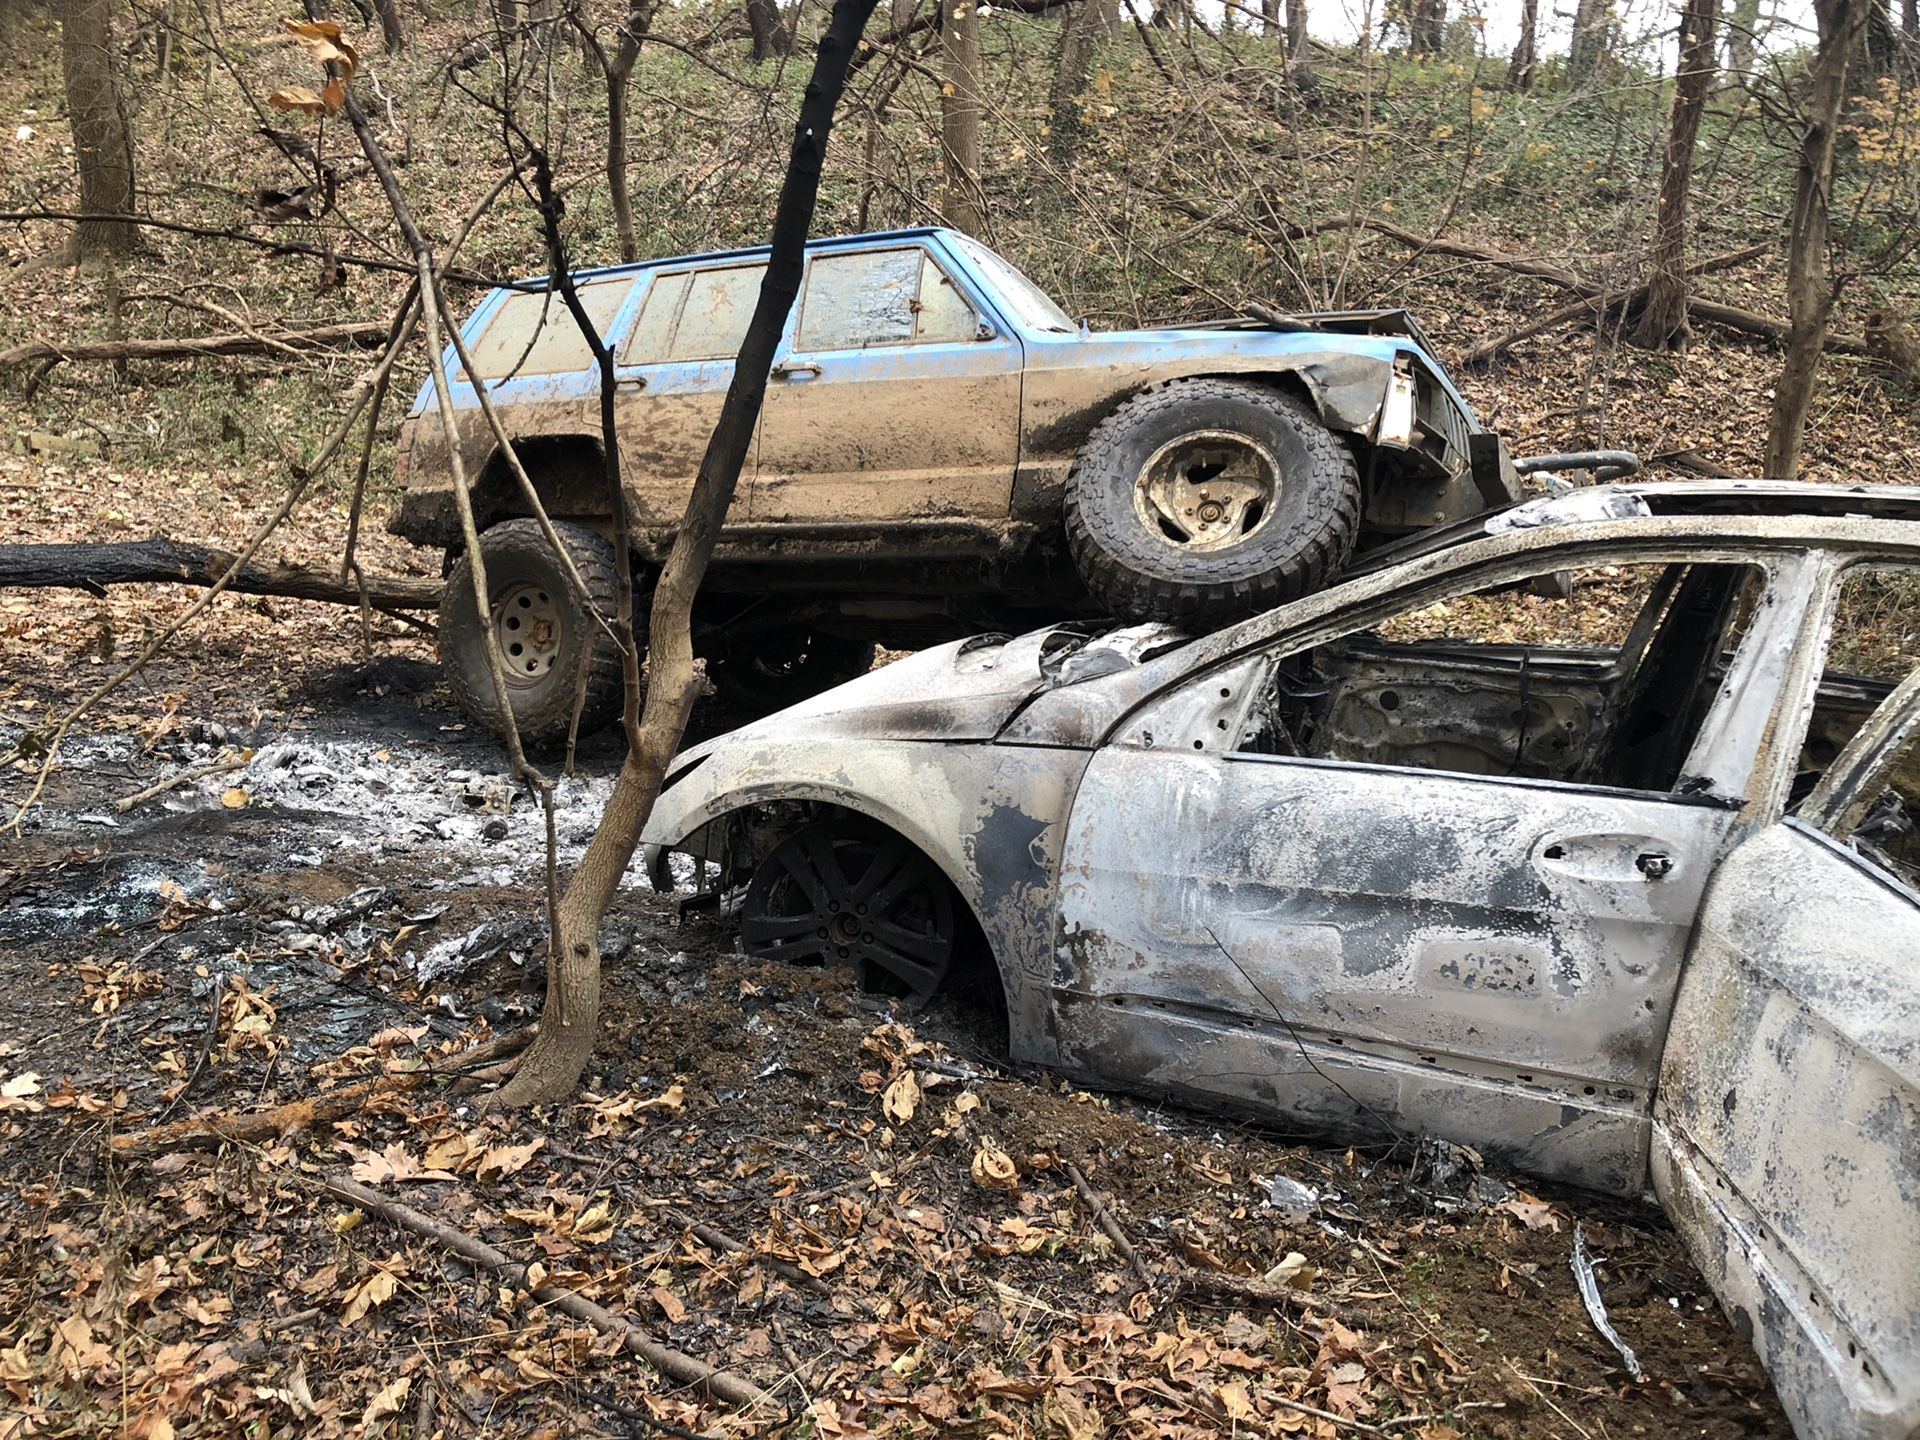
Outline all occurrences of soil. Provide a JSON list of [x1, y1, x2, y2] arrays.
[[0, 612, 1791, 1439]]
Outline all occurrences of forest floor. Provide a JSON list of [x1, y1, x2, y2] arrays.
[[0, 636, 1795, 1440], [0, 471, 1794, 1440]]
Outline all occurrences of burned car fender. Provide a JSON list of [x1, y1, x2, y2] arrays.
[[642, 737, 1092, 1064]]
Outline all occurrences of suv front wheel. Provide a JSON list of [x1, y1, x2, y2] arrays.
[[438, 517, 627, 746], [1063, 379, 1362, 624]]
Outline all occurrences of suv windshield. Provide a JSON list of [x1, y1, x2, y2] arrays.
[[953, 236, 1075, 334]]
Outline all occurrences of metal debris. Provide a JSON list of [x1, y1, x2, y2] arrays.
[[1572, 1225, 1644, 1382]]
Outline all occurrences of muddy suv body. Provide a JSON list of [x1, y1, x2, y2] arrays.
[[390, 227, 1517, 741]]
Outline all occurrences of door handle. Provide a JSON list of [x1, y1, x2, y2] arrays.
[[1635, 851, 1673, 880], [615, 373, 647, 391], [772, 361, 822, 380], [1537, 834, 1681, 884]]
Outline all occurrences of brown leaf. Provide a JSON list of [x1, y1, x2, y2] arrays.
[[651, 1286, 687, 1323], [360, 1374, 411, 1433], [341, 1266, 399, 1326], [282, 19, 360, 78], [267, 87, 328, 115], [882, 1071, 920, 1124], [1497, 1193, 1561, 1231], [476, 1137, 545, 1181], [970, 1141, 1018, 1190]]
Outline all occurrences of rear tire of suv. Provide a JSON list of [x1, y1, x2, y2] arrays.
[[1064, 379, 1362, 623], [704, 626, 878, 716], [439, 518, 627, 747]]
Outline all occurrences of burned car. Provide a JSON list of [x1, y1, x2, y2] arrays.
[[642, 481, 1920, 1440], [389, 227, 1579, 744]]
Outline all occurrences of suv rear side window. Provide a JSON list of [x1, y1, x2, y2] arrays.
[[465, 278, 633, 379], [796, 249, 979, 351], [621, 264, 766, 364]]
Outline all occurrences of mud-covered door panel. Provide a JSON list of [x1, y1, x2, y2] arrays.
[[751, 247, 1022, 523], [615, 264, 764, 528], [1053, 749, 1735, 1192]]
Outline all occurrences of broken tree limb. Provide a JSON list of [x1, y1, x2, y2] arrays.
[[1168, 1268, 1380, 1329], [108, 1029, 531, 1159], [0, 537, 440, 610], [0, 321, 391, 369], [321, 1174, 775, 1412], [112, 755, 247, 813], [1065, 1162, 1158, 1289]]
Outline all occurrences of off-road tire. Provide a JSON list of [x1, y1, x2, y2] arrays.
[[1063, 379, 1362, 623], [439, 517, 627, 747], [705, 627, 878, 716]]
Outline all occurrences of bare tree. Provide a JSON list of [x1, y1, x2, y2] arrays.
[[582, 0, 657, 263], [374, 0, 403, 50], [1725, 0, 1760, 82], [1764, 0, 1871, 477], [1284, 0, 1306, 56], [941, 0, 985, 234], [1260, 0, 1278, 36], [1633, 0, 1718, 347], [1507, 0, 1537, 88], [60, 0, 138, 259], [494, 0, 883, 1106], [1048, 0, 1098, 166], [1569, 0, 1613, 83], [747, 0, 792, 58]]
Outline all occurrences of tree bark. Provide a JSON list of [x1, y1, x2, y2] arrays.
[[1725, 0, 1759, 80], [746, 0, 791, 58], [1764, 0, 1870, 478], [1283, 0, 1306, 55], [0, 537, 440, 610], [1507, 0, 1537, 88], [1047, 0, 1098, 167], [1632, 0, 1717, 349], [1259, 0, 1277, 36], [941, 0, 985, 235], [493, 0, 883, 1107], [60, 0, 138, 259], [1904, 0, 1916, 37], [375, 0, 403, 50], [605, 0, 656, 263], [1569, 0, 1611, 83]]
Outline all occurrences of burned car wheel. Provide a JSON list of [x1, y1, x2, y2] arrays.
[[704, 627, 878, 715], [740, 815, 956, 999], [439, 517, 626, 747], [1064, 379, 1362, 623]]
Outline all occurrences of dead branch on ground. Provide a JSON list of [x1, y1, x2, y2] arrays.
[[0, 321, 390, 370], [0, 537, 439, 610], [322, 1174, 775, 1412]]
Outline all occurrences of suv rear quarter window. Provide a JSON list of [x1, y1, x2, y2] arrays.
[[463, 278, 634, 379], [621, 263, 766, 365]]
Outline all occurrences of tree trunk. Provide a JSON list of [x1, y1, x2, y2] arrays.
[[1408, 0, 1444, 54], [1569, 0, 1610, 83], [1507, 0, 1536, 87], [1904, 0, 1916, 36], [375, 0, 403, 50], [940, 0, 984, 235], [493, 0, 883, 1108], [605, 0, 655, 264], [1048, 1, 1098, 167], [747, 0, 791, 58], [60, 0, 137, 260], [1725, 0, 1759, 80], [1632, 0, 1717, 349], [891, 0, 915, 28], [0, 537, 440, 610], [1864, 0, 1897, 68], [1283, 0, 1306, 54], [1764, 0, 1870, 478]]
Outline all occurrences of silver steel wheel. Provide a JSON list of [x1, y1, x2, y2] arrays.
[[492, 581, 564, 686], [1133, 429, 1282, 552]]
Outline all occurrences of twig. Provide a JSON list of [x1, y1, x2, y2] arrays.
[[156, 971, 228, 1122], [1378, 1401, 1506, 1431], [1064, 1162, 1156, 1289], [322, 1174, 774, 1412], [111, 756, 247, 813], [1265, 1393, 1390, 1436], [1170, 1268, 1378, 1329], [665, 1206, 835, 1299]]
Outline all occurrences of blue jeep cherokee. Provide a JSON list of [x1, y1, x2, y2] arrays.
[[390, 227, 1531, 742]]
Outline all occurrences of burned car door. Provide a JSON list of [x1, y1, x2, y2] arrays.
[[1052, 555, 1791, 1194], [750, 244, 1023, 524], [614, 261, 765, 527], [1653, 563, 1920, 1440]]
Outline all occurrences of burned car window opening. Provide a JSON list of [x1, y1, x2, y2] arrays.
[[1238, 560, 1764, 795]]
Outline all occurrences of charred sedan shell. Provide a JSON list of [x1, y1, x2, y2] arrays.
[[645, 481, 1920, 1440]]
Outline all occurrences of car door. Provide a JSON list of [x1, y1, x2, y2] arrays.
[[613, 261, 764, 528], [750, 243, 1023, 524], [1050, 552, 1812, 1195], [1653, 563, 1920, 1440]]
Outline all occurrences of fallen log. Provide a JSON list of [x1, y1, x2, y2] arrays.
[[323, 1174, 775, 1412], [0, 536, 440, 611], [0, 321, 392, 369]]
